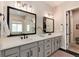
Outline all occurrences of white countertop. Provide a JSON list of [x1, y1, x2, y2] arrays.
[[0, 32, 63, 50]]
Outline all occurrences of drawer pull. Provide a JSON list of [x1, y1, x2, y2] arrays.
[[47, 45, 50, 47], [38, 47, 40, 52], [47, 51, 50, 55], [30, 50, 32, 56], [27, 52, 29, 57]]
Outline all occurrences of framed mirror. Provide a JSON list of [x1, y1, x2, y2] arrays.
[[7, 6, 36, 36], [43, 17, 54, 33]]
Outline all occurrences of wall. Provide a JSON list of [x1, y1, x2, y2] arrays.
[[54, 1, 79, 49], [53, 6, 65, 49], [1, 1, 54, 37]]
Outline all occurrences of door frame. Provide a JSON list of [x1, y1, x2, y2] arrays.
[[66, 11, 71, 48]]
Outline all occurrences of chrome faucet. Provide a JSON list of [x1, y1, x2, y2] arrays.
[[21, 35, 28, 40]]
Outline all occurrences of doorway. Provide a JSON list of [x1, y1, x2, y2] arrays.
[[66, 8, 79, 54]]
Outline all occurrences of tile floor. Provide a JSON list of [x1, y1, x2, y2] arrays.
[[68, 43, 79, 54], [51, 50, 75, 57]]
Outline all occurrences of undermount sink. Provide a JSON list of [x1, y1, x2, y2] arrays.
[[38, 34, 47, 37]]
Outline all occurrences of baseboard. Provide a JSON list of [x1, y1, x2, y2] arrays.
[[59, 48, 79, 57]]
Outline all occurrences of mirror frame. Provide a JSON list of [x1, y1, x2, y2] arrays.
[[7, 6, 37, 36], [43, 17, 54, 33]]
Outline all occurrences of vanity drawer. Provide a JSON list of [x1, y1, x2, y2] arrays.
[[45, 39, 51, 44], [45, 49, 51, 57], [38, 40, 44, 45], [4, 47, 19, 56], [44, 39, 51, 50], [6, 53, 19, 57], [45, 42, 51, 50], [20, 42, 37, 51], [55, 36, 61, 40]]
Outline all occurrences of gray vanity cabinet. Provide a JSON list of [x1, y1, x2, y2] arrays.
[[54, 37, 61, 51], [0, 36, 62, 57], [3, 47, 19, 57], [30, 47, 38, 57], [44, 39, 52, 57], [45, 49, 51, 57], [54, 38, 58, 51], [20, 42, 38, 57], [20, 47, 38, 57], [38, 45, 44, 57], [44, 39, 52, 50], [51, 38, 55, 53], [38, 40, 44, 57], [20, 49, 30, 57], [6, 53, 19, 57]]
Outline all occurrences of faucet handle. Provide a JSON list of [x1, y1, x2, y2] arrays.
[[26, 35, 28, 38], [21, 36, 23, 40], [21, 35, 28, 40]]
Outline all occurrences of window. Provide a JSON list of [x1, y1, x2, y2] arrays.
[[12, 23, 22, 33]]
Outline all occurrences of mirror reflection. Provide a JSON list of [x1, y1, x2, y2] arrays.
[[46, 18, 54, 32], [43, 17, 54, 33], [8, 6, 36, 35]]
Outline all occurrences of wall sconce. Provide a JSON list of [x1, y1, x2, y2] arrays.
[[44, 13, 53, 18], [15, 1, 35, 13]]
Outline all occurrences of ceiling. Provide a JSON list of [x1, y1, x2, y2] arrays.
[[43, 1, 65, 7]]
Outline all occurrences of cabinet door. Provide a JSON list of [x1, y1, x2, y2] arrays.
[[38, 45, 44, 57], [6, 53, 19, 57], [20, 49, 30, 57], [44, 49, 51, 57], [44, 39, 51, 50], [30, 47, 38, 57], [4, 47, 19, 56], [51, 38, 55, 53], [54, 37, 61, 51], [58, 37, 61, 49], [54, 38, 58, 51]]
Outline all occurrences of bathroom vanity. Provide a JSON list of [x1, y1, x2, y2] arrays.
[[0, 33, 62, 57], [0, 6, 62, 57]]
